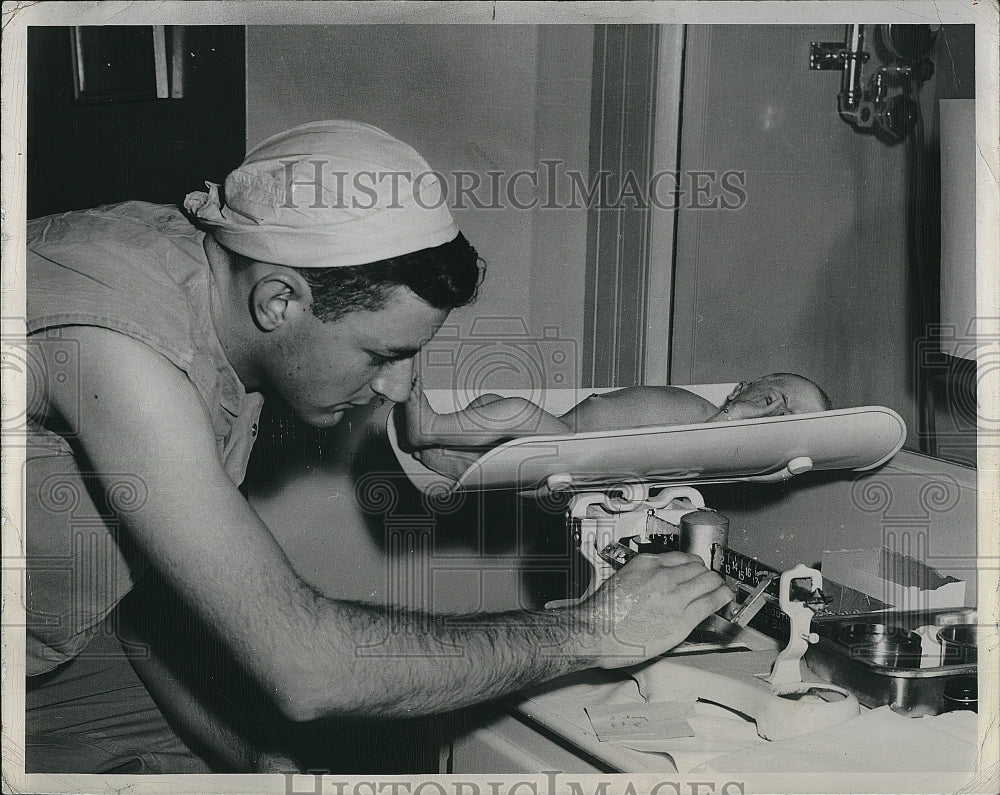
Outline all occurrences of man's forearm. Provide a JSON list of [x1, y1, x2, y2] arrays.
[[264, 553, 730, 723], [291, 597, 593, 720]]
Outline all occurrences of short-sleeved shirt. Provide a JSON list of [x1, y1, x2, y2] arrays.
[[24, 201, 264, 675]]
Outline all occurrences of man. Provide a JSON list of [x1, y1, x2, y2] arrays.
[[23, 121, 733, 773]]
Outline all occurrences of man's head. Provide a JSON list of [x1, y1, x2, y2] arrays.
[[186, 120, 482, 425], [725, 373, 832, 416]]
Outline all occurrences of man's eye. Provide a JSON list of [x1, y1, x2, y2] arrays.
[[370, 352, 413, 367]]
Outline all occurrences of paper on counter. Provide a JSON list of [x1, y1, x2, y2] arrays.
[[585, 700, 696, 742]]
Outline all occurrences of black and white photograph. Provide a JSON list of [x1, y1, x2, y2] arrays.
[[2, 2, 997, 794]]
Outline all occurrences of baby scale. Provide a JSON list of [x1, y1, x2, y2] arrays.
[[389, 385, 976, 735]]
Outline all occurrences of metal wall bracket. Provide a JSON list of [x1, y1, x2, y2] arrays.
[[810, 41, 869, 70]]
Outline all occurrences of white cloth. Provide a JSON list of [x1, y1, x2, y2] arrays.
[[686, 705, 979, 792], [184, 120, 459, 268], [520, 652, 980, 790]]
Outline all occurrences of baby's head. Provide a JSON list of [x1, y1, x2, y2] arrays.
[[724, 373, 832, 415]]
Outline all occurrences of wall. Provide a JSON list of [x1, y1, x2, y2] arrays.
[[28, 26, 245, 218], [246, 25, 593, 392], [671, 25, 913, 438], [916, 25, 977, 467], [700, 450, 978, 605], [666, 24, 978, 603], [668, 25, 978, 467]]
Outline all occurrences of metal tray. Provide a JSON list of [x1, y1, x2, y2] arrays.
[[805, 608, 977, 716]]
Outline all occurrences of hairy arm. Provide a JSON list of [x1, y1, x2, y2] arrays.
[[118, 577, 299, 772], [36, 327, 731, 721]]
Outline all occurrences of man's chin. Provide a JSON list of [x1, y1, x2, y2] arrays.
[[300, 408, 347, 428], [310, 402, 377, 427]]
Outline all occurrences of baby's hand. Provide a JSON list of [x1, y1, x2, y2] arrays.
[[713, 392, 787, 421]]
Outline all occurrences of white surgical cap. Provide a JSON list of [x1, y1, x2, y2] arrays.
[[184, 120, 459, 268]]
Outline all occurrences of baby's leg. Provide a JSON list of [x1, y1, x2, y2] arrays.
[[405, 385, 455, 448], [466, 394, 506, 408], [413, 447, 483, 480], [405, 387, 505, 447], [406, 386, 567, 447]]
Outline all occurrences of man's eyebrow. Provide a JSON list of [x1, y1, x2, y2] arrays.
[[368, 345, 421, 359]]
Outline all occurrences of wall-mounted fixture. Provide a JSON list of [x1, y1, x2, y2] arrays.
[[810, 25, 937, 143], [938, 98, 977, 363], [71, 26, 185, 102]]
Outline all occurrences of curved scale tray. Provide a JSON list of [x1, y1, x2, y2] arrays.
[[388, 390, 907, 496]]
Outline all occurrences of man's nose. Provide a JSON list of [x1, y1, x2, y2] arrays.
[[370, 359, 415, 403]]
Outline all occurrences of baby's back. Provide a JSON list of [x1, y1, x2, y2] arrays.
[[561, 386, 718, 433]]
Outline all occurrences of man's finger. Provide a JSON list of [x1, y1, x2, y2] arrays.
[[621, 553, 719, 586], [686, 583, 736, 617], [662, 560, 720, 587], [641, 551, 704, 568], [675, 568, 731, 603], [619, 553, 707, 581]]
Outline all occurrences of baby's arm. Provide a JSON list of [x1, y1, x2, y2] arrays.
[[707, 395, 788, 422], [405, 380, 572, 448]]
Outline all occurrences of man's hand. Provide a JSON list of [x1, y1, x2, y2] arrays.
[[570, 552, 734, 668]]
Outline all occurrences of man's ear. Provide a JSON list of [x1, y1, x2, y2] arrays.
[[250, 273, 306, 332]]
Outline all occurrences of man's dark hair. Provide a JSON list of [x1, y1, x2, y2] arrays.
[[296, 233, 483, 323], [230, 233, 483, 322]]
